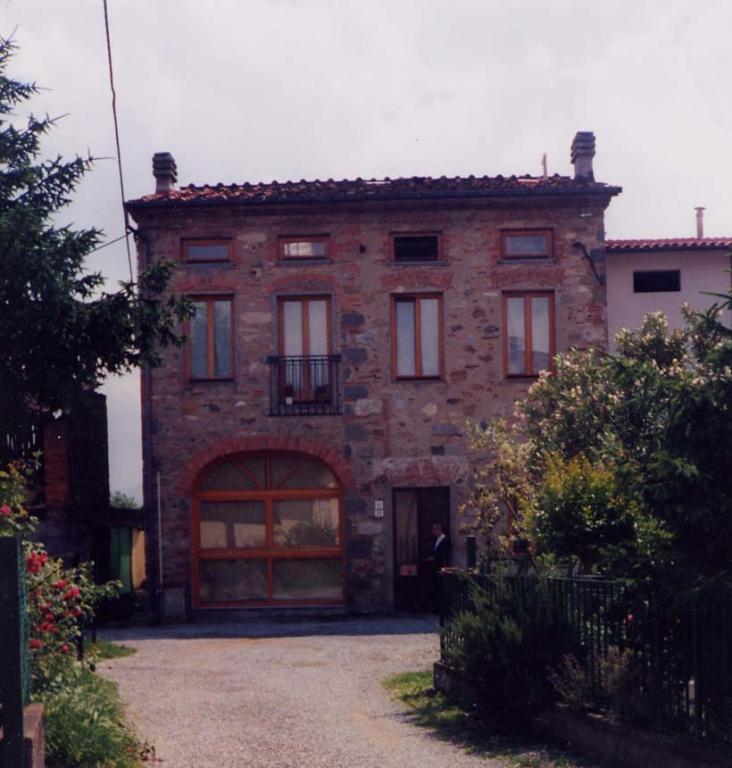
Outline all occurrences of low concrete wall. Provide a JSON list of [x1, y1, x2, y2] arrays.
[[24, 703, 45, 768], [434, 661, 732, 768], [534, 707, 731, 768]]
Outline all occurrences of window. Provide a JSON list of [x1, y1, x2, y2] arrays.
[[275, 296, 334, 405], [392, 234, 440, 262], [393, 294, 443, 378], [187, 297, 233, 380], [182, 239, 231, 263], [193, 451, 344, 607], [279, 236, 329, 260], [633, 270, 681, 293], [503, 292, 554, 377], [501, 229, 553, 260]]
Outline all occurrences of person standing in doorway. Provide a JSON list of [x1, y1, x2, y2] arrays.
[[426, 522, 451, 612]]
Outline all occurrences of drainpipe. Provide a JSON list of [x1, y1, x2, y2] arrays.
[[131, 224, 162, 622]]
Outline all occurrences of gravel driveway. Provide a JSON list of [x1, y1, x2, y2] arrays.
[[99, 616, 577, 768]]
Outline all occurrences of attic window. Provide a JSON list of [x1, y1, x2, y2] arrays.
[[392, 234, 440, 262], [501, 229, 553, 260], [183, 239, 231, 263], [279, 237, 329, 260], [633, 270, 681, 293]]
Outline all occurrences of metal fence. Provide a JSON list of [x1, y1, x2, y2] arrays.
[[439, 569, 732, 751], [0, 535, 30, 768]]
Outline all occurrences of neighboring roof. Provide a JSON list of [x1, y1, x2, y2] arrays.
[[606, 237, 732, 253], [126, 174, 621, 210]]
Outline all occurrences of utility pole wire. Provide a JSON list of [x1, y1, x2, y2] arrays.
[[102, 0, 134, 282]]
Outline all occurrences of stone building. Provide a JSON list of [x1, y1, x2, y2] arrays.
[[126, 131, 620, 617]]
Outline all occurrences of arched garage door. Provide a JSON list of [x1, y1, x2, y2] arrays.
[[192, 451, 344, 607]]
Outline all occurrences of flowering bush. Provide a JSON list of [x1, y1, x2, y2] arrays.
[[0, 459, 120, 692]]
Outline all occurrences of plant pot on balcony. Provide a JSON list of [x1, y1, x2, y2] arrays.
[[315, 385, 331, 403]]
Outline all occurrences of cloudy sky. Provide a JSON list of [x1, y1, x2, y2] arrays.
[[5, 0, 732, 501]]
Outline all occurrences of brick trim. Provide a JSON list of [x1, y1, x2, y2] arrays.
[[179, 435, 352, 492]]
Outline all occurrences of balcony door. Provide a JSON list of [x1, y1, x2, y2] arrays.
[[278, 297, 332, 402]]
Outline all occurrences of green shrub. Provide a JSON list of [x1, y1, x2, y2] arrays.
[[40, 665, 143, 768], [601, 645, 647, 722], [444, 575, 565, 724], [546, 654, 591, 711]]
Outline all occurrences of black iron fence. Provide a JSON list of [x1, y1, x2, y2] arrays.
[[267, 355, 342, 416], [0, 536, 30, 768], [439, 570, 732, 751]]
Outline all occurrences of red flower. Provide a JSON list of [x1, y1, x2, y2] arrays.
[[52, 579, 68, 591], [30, 638, 42, 650], [25, 551, 48, 574], [626, 613, 634, 624], [63, 586, 81, 601], [70, 606, 83, 617], [60, 643, 70, 654], [0, 504, 11, 517]]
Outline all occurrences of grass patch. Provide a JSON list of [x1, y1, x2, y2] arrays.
[[91, 640, 137, 660], [39, 665, 150, 768], [383, 670, 597, 768]]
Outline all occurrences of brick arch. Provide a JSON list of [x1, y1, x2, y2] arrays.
[[179, 434, 351, 493]]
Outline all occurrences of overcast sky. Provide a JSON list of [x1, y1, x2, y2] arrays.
[[5, 0, 732, 501]]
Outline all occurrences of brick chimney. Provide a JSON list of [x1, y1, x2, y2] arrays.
[[152, 152, 177, 194], [571, 132, 596, 181]]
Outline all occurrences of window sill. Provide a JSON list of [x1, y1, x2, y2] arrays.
[[187, 378, 235, 384], [391, 260, 448, 267], [182, 261, 233, 268], [394, 376, 444, 382], [277, 258, 334, 267], [497, 257, 555, 265]]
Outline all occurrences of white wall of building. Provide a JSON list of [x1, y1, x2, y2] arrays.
[[606, 249, 731, 349]]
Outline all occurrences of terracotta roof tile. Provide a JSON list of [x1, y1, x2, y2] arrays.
[[127, 173, 621, 209], [606, 238, 732, 253]]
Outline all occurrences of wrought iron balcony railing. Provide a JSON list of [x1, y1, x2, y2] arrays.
[[266, 355, 342, 416]]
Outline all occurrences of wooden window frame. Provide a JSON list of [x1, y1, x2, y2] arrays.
[[191, 452, 345, 608], [391, 293, 445, 380], [391, 232, 442, 263], [182, 238, 232, 263], [278, 235, 330, 262], [500, 228, 554, 260], [277, 295, 333, 357], [502, 291, 556, 378], [185, 295, 235, 381]]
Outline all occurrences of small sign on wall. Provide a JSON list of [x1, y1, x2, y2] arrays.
[[374, 499, 384, 518]]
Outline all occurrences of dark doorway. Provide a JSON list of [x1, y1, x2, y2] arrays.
[[393, 487, 450, 611]]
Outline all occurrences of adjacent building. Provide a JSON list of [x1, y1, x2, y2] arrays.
[[126, 131, 620, 617], [606, 234, 732, 346]]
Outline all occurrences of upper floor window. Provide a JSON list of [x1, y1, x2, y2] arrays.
[[501, 229, 553, 260], [279, 236, 330, 261], [393, 294, 443, 378], [392, 234, 440, 263], [183, 239, 231, 263], [633, 270, 680, 293], [503, 291, 554, 377], [187, 297, 233, 380]]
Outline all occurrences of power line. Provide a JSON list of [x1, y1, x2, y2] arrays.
[[102, 0, 134, 282], [88, 233, 129, 256]]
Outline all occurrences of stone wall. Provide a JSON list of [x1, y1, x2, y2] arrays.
[[134, 196, 610, 612]]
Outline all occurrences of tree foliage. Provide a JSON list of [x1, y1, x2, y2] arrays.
[[468, 296, 732, 592], [0, 37, 190, 446]]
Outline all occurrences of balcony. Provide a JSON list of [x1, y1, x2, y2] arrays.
[[267, 355, 342, 416]]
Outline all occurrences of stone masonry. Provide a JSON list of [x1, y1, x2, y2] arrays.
[[128, 136, 619, 614]]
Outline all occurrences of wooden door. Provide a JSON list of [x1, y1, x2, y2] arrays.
[[393, 487, 450, 611]]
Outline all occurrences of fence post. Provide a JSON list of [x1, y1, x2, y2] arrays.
[[466, 535, 477, 569], [0, 535, 27, 768]]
